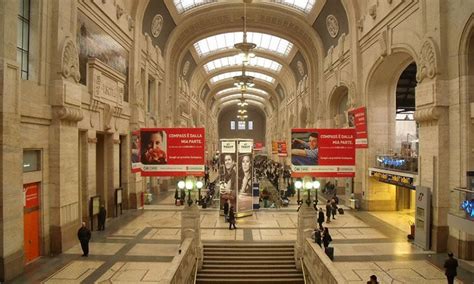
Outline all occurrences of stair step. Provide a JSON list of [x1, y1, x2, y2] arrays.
[[196, 278, 304, 283], [203, 260, 296, 265], [199, 269, 299, 274], [202, 264, 296, 269], [204, 247, 294, 252], [204, 252, 293, 256], [197, 273, 303, 279]]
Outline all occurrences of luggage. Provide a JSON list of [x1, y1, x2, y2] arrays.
[[338, 207, 344, 215], [325, 247, 334, 260]]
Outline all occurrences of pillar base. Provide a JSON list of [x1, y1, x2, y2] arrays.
[[448, 235, 474, 260], [0, 249, 24, 282], [431, 225, 449, 252], [50, 221, 80, 254]]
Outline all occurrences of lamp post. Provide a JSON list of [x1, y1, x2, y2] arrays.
[[312, 180, 321, 208], [294, 180, 303, 205], [177, 176, 204, 206]]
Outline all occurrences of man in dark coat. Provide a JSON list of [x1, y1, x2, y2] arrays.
[[325, 200, 332, 223], [317, 208, 325, 230], [77, 222, 91, 256], [228, 206, 237, 230], [223, 199, 229, 222], [444, 252, 458, 284], [98, 205, 106, 231]]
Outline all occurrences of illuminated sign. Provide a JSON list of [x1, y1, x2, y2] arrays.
[[370, 170, 415, 189], [461, 199, 474, 218]]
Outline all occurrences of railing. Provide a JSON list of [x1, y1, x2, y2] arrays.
[[193, 256, 199, 284], [300, 258, 307, 284], [302, 238, 346, 284], [375, 154, 418, 173], [161, 238, 197, 283], [450, 187, 474, 220]]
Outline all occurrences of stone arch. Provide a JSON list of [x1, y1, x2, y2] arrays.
[[365, 52, 416, 163], [328, 85, 349, 128]]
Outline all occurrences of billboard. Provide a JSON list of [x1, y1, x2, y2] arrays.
[[277, 141, 288, 157], [139, 128, 205, 176], [237, 140, 253, 213], [291, 128, 355, 177], [219, 140, 237, 212], [348, 107, 368, 148], [131, 130, 141, 173]]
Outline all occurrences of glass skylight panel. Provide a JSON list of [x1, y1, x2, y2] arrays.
[[274, 0, 315, 13], [194, 32, 293, 57], [216, 87, 269, 97], [210, 71, 275, 84], [174, 0, 215, 14], [204, 56, 282, 73], [218, 94, 266, 103]]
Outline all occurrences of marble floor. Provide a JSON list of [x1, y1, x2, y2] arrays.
[[10, 195, 473, 284]]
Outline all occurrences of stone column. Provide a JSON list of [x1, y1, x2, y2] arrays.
[[415, 64, 450, 251], [0, 1, 24, 280], [181, 202, 203, 269], [294, 204, 315, 270]]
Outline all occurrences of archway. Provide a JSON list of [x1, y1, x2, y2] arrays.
[[328, 85, 349, 128]]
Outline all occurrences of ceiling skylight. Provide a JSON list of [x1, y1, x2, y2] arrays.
[[216, 87, 269, 97], [210, 71, 275, 84], [274, 0, 315, 13], [173, 0, 215, 14], [218, 94, 266, 103], [220, 99, 265, 108], [204, 55, 282, 73], [194, 32, 293, 57]]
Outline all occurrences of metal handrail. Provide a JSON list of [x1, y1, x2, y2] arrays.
[[452, 187, 474, 194], [193, 257, 199, 284], [300, 258, 307, 284]]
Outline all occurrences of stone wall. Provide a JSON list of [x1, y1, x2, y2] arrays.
[[303, 238, 347, 284]]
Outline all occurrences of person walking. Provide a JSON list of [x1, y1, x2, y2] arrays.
[[317, 208, 325, 230], [325, 200, 332, 223], [444, 252, 458, 284], [312, 228, 322, 247], [77, 222, 91, 257], [322, 227, 332, 248], [98, 205, 107, 231], [228, 206, 237, 230], [223, 199, 229, 223], [367, 275, 379, 284], [331, 198, 338, 220]]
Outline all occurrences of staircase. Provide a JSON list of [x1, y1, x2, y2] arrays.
[[196, 243, 304, 283]]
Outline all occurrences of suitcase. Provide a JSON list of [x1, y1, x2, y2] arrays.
[[325, 247, 334, 260], [338, 207, 344, 215]]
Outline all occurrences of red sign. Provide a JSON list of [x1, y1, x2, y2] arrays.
[[131, 130, 141, 173], [272, 141, 278, 154], [24, 183, 40, 209], [277, 141, 288, 157], [291, 128, 355, 177], [348, 107, 368, 148], [254, 142, 263, 151], [140, 128, 205, 176]]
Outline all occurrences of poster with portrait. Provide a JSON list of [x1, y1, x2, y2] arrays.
[[131, 131, 141, 173], [237, 140, 253, 213], [348, 107, 368, 148], [291, 128, 355, 177], [140, 128, 205, 176], [219, 140, 237, 213], [277, 141, 288, 157]]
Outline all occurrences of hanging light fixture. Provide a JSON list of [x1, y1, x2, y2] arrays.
[[234, 1, 256, 65], [233, 65, 255, 88], [237, 89, 248, 107]]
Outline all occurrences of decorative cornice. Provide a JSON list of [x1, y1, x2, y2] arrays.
[[414, 106, 443, 123], [60, 37, 81, 83], [54, 106, 84, 122], [416, 38, 439, 83], [88, 137, 98, 144]]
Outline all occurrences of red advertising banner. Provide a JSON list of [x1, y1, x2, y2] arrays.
[[140, 128, 205, 176], [131, 130, 141, 173], [24, 183, 40, 209], [348, 107, 368, 148], [291, 128, 355, 177], [277, 141, 288, 157], [254, 142, 263, 151]]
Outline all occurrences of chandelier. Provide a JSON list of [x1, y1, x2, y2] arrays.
[[234, 1, 256, 65], [233, 66, 255, 88]]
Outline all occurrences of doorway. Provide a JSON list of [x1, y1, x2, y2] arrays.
[[23, 183, 40, 263]]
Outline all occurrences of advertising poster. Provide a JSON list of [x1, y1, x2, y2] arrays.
[[131, 131, 141, 173], [277, 141, 288, 157], [348, 107, 368, 148], [237, 140, 253, 213], [219, 140, 237, 212], [272, 141, 278, 154], [254, 142, 263, 151], [291, 128, 355, 177], [140, 128, 205, 176]]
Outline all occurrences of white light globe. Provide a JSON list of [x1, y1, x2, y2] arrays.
[[185, 180, 193, 190], [295, 180, 302, 189], [177, 181, 185, 189], [305, 182, 313, 189], [196, 181, 204, 189], [313, 180, 321, 189]]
